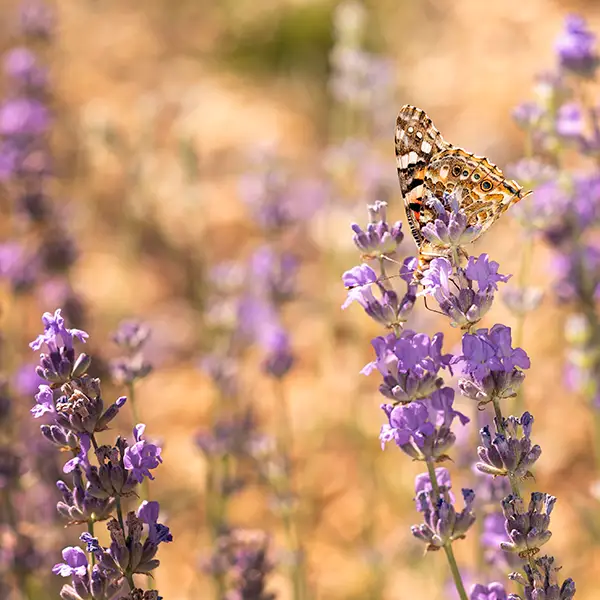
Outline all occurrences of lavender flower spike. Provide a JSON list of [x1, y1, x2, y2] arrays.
[[501, 493, 556, 558], [30, 308, 90, 384], [509, 555, 575, 600], [476, 412, 541, 479], [411, 470, 476, 551], [123, 424, 163, 483], [380, 387, 469, 461]]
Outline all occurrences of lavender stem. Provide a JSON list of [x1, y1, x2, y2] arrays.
[[425, 459, 468, 600]]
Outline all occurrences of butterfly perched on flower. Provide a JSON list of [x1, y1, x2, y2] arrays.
[[395, 105, 531, 277]]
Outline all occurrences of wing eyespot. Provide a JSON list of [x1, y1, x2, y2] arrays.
[[451, 165, 461, 177], [481, 180, 492, 191]]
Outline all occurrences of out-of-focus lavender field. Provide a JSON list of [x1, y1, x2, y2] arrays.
[[3, 1, 600, 599]]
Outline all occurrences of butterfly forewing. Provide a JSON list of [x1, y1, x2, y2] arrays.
[[395, 105, 450, 245]]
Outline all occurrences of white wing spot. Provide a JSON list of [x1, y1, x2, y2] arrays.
[[416, 131, 423, 139], [407, 126, 414, 133], [421, 141, 432, 154], [401, 153, 409, 168], [408, 151, 419, 164]]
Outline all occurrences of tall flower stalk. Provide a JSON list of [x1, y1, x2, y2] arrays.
[[29, 309, 171, 598], [342, 188, 576, 598]]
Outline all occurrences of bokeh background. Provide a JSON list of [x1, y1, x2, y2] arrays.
[[2, 0, 600, 599]]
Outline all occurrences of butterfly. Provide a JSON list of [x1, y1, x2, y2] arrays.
[[395, 105, 531, 277]]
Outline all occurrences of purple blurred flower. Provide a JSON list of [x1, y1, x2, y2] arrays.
[[251, 246, 298, 304], [261, 327, 294, 379], [0, 241, 37, 292], [3, 47, 47, 90], [20, 0, 54, 38], [556, 103, 584, 139], [470, 582, 507, 600], [555, 15, 598, 77], [0, 97, 49, 136], [137, 500, 173, 545]]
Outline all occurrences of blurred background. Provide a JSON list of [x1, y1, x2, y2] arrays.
[[1, 0, 600, 599]]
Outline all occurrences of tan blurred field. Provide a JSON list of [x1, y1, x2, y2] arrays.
[[4, 0, 600, 599]]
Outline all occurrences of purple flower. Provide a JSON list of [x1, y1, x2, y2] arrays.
[[556, 103, 584, 139], [555, 15, 598, 76], [261, 327, 294, 379], [112, 320, 151, 351], [509, 556, 576, 600], [30, 308, 90, 384], [351, 201, 404, 260], [30, 308, 88, 353], [63, 434, 91, 474], [52, 546, 88, 578], [464, 255, 511, 292], [0, 241, 37, 292], [364, 330, 451, 403], [470, 582, 507, 600], [3, 47, 47, 90], [501, 493, 555, 556], [137, 500, 173, 545], [421, 256, 510, 328], [342, 264, 415, 328], [380, 387, 469, 460], [411, 472, 476, 551], [414, 467, 455, 503], [251, 245, 298, 304], [123, 424, 163, 483], [0, 97, 49, 136], [30, 383, 54, 418], [421, 193, 482, 249]]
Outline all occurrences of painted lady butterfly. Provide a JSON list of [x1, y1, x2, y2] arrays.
[[395, 105, 530, 276]]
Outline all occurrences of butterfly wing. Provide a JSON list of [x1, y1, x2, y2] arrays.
[[395, 105, 450, 246]]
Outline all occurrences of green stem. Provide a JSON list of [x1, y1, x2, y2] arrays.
[[424, 460, 468, 600], [273, 379, 307, 600], [87, 520, 96, 567], [443, 544, 468, 600]]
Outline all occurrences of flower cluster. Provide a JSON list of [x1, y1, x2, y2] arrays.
[[29, 309, 170, 597]]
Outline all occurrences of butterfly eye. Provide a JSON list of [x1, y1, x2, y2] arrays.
[[481, 180, 492, 191], [452, 165, 461, 176], [472, 173, 481, 181]]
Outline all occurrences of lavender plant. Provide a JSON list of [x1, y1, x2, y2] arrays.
[[510, 16, 600, 440], [342, 191, 576, 599], [29, 309, 171, 598]]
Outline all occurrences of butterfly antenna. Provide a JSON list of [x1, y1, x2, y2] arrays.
[[423, 296, 448, 318]]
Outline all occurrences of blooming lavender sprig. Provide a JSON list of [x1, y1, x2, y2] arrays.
[[110, 320, 152, 388], [343, 208, 471, 599], [421, 254, 511, 330], [418, 196, 575, 594], [411, 468, 476, 551], [29, 309, 170, 596]]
